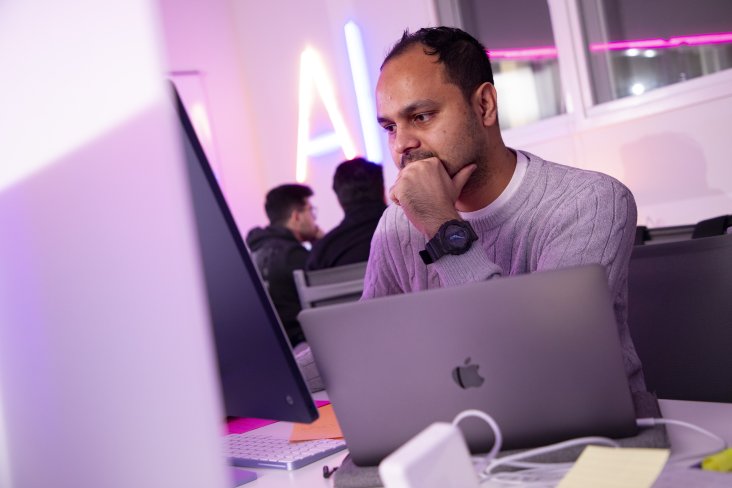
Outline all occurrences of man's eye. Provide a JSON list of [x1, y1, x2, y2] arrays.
[[382, 124, 396, 133], [414, 113, 433, 123]]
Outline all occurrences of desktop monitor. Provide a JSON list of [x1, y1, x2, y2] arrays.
[[172, 86, 318, 423], [627, 233, 732, 402]]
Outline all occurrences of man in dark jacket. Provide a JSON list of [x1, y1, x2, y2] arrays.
[[307, 158, 386, 270], [246, 184, 321, 346]]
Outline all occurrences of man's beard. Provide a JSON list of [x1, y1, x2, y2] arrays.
[[400, 150, 467, 178], [461, 157, 489, 195], [400, 149, 437, 168], [400, 148, 489, 192]]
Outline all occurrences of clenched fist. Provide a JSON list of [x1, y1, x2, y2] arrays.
[[389, 155, 476, 238]]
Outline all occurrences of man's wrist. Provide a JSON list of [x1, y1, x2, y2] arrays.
[[424, 213, 461, 239], [420, 219, 478, 265]]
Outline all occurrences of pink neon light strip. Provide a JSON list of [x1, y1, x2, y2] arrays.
[[488, 46, 557, 59], [590, 32, 732, 51], [486, 31, 732, 61]]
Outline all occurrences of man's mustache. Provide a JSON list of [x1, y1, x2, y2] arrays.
[[400, 150, 437, 168]]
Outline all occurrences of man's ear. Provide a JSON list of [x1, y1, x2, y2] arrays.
[[473, 82, 498, 127], [285, 208, 300, 231]]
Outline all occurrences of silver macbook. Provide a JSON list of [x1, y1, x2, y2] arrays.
[[299, 264, 638, 466]]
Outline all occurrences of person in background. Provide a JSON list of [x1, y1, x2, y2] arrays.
[[307, 157, 387, 270], [246, 184, 321, 346], [364, 26, 647, 394]]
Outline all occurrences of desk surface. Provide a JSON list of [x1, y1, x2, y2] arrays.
[[238, 398, 732, 488]]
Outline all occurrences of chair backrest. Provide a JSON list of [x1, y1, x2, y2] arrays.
[[293, 261, 368, 310], [692, 214, 732, 239], [634, 224, 694, 245], [627, 233, 732, 402]]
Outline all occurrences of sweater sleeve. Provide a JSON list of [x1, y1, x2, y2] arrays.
[[361, 209, 404, 299], [430, 244, 503, 286], [536, 174, 644, 392], [362, 205, 503, 298], [536, 176, 637, 299]]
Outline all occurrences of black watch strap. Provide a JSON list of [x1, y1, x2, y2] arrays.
[[419, 245, 440, 265], [419, 219, 477, 265]]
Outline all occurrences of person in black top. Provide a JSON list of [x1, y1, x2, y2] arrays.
[[246, 184, 321, 346], [307, 158, 387, 270]]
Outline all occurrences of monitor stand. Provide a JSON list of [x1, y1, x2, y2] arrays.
[[230, 467, 257, 486]]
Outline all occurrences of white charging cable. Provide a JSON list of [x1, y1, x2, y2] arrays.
[[450, 410, 728, 487], [636, 417, 727, 464], [451, 410, 619, 486], [479, 436, 621, 486], [452, 409, 504, 477]]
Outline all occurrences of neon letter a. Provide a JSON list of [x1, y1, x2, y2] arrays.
[[296, 47, 357, 182]]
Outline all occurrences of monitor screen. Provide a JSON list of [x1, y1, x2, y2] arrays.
[[172, 85, 318, 423]]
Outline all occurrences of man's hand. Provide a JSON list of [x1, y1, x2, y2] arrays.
[[313, 226, 325, 241], [389, 157, 476, 237]]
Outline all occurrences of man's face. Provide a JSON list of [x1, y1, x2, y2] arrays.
[[295, 198, 319, 242], [376, 44, 488, 181]]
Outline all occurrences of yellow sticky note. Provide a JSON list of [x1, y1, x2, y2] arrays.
[[557, 446, 670, 488], [289, 404, 344, 442]]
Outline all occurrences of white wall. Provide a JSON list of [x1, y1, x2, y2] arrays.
[[158, 0, 266, 227], [159, 0, 731, 233]]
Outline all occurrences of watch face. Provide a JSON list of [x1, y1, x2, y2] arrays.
[[443, 223, 471, 252]]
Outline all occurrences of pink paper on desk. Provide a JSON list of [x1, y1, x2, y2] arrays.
[[226, 400, 330, 434]]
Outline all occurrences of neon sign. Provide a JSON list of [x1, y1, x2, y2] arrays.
[[488, 31, 732, 61], [295, 21, 382, 183], [345, 21, 382, 164], [296, 47, 357, 182]]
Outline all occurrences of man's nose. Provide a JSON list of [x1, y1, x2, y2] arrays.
[[393, 126, 419, 157]]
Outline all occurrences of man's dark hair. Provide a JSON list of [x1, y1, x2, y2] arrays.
[[264, 184, 313, 225], [382, 26, 494, 102], [332, 158, 384, 210]]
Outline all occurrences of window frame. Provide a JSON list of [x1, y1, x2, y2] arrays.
[[433, 0, 732, 142]]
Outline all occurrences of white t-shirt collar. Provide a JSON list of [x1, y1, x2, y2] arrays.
[[459, 150, 528, 220]]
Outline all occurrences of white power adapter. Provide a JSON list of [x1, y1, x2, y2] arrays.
[[378, 422, 480, 488]]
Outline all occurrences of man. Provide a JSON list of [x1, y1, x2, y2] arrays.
[[246, 184, 321, 346], [365, 26, 646, 392], [307, 157, 387, 270]]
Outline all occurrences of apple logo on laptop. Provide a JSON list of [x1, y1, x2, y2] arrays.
[[452, 357, 484, 389]]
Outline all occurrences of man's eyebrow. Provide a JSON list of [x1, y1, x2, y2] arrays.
[[377, 99, 438, 125], [400, 100, 438, 117]]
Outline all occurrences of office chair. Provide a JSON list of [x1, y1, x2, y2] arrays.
[[692, 214, 732, 239], [634, 224, 695, 245], [293, 261, 367, 309], [292, 262, 368, 392], [634, 226, 650, 245], [627, 233, 732, 403]]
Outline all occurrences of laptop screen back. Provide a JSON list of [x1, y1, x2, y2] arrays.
[[300, 265, 637, 465]]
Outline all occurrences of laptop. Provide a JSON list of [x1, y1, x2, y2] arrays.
[[299, 264, 638, 466]]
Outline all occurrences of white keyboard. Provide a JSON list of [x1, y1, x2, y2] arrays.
[[225, 433, 347, 470]]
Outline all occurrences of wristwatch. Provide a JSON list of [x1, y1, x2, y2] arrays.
[[419, 219, 478, 265]]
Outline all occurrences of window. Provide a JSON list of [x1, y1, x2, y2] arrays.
[[454, 0, 566, 129], [578, 0, 732, 104]]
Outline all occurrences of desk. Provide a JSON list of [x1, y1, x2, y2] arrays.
[[238, 399, 732, 487]]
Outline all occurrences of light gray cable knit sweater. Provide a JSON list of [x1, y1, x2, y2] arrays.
[[362, 150, 646, 392]]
